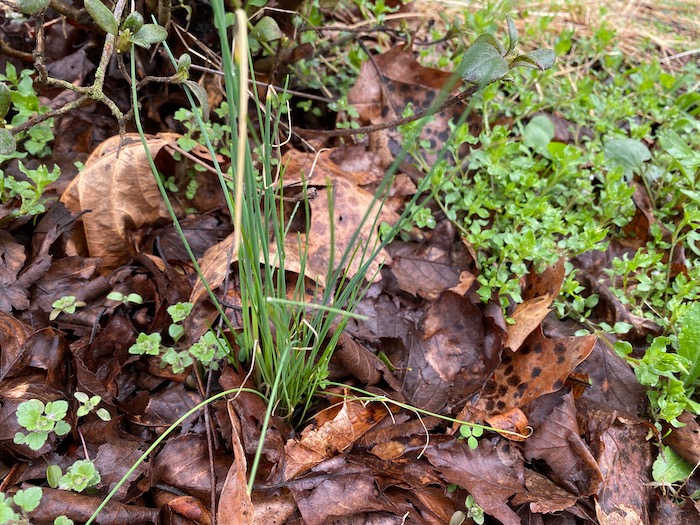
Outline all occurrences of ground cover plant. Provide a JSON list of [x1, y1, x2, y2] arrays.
[[0, 0, 699, 524]]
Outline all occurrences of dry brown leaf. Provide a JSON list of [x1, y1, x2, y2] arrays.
[[0, 231, 29, 311], [505, 258, 565, 351], [468, 327, 596, 417], [425, 439, 525, 525], [217, 403, 254, 525], [283, 398, 387, 480], [60, 133, 197, 272]]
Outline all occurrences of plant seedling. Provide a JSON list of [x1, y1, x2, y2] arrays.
[[14, 399, 70, 451], [50, 296, 86, 321]]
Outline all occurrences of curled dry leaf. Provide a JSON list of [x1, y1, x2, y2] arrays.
[[217, 403, 254, 525], [61, 133, 207, 272], [283, 398, 387, 481], [505, 258, 565, 352]]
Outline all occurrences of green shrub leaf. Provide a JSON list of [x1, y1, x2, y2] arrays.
[[85, 0, 119, 35], [17, 0, 51, 15], [131, 24, 168, 48], [457, 42, 510, 86], [121, 11, 144, 33]]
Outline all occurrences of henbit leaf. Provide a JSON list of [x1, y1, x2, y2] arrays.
[[0, 128, 16, 155], [506, 16, 518, 55], [0, 82, 10, 119], [12, 487, 42, 513], [652, 444, 693, 484], [130, 24, 168, 48], [457, 42, 510, 86], [84, 0, 119, 36], [17, 0, 51, 15], [183, 80, 210, 122], [678, 302, 700, 386]]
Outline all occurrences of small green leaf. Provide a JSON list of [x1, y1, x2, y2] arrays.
[[0, 82, 10, 119], [652, 444, 693, 484], [183, 80, 210, 122], [0, 128, 16, 155], [121, 11, 144, 33], [251, 16, 284, 44], [505, 16, 518, 55], [457, 42, 510, 86], [25, 431, 49, 450], [510, 49, 556, 70], [17, 0, 51, 15], [131, 24, 168, 48], [106, 291, 124, 301], [603, 139, 651, 177], [473, 33, 505, 56], [47, 464, 63, 488], [523, 115, 555, 151], [12, 487, 42, 513], [177, 53, 192, 73], [126, 293, 143, 304], [55, 517, 75, 525], [529, 49, 556, 70], [96, 408, 112, 421], [678, 302, 700, 386], [84, 0, 119, 35], [74, 391, 89, 404], [169, 323, 185, 342]]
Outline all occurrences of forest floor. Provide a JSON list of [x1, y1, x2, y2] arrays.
[[1, 0, 699, 524]]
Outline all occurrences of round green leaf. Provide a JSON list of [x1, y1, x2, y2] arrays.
[[12, 487, 42, 513], [603, 138, 651, 176], [17, 0, 51, 15], [47, 464, 63, 488], [177, 53, 192, 72], [0, 82, 11, 119], [85, 0, 119, 35], [122, 11, 144, 33], [0, 128, 16, 155], [457, 42, 510, 86], [523, 115, 555, 151], [131, 24, 168, 48], [251, 16, 283, 43]]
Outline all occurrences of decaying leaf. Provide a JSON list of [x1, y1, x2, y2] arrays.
[[283, 398, 387, 480], [217, 403, 254, 525], [468, 326, 596, 417]]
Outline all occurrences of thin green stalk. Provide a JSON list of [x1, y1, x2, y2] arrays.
[[85, 387, 263, 524]]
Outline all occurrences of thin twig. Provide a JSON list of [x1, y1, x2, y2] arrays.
[[293, 83, 479, 138]]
